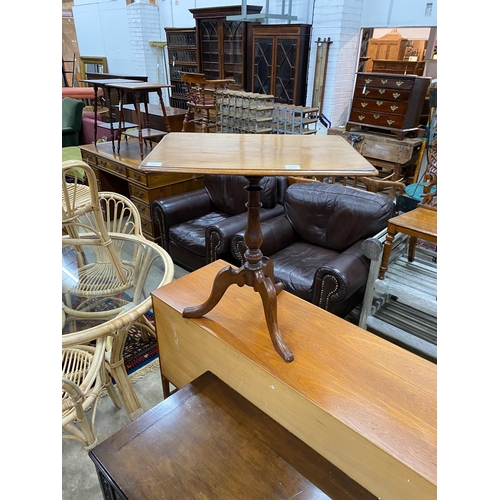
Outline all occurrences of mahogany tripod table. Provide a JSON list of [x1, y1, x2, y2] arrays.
[[139, 132, 378, 362]]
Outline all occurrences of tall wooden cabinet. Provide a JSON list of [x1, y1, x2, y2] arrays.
[[165, 27, 198, 109], [189, 5, 262, 89], [251, 24, 311, 106]]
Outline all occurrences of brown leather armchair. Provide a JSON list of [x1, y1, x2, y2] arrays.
[[231, 182, 396, 318], [151, 175, 287, 272]]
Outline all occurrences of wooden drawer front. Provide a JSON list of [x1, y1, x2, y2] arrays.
[[127, 168, 148, 187], [350, 111, 405, 129], [352, 98, 407, 116], [81, 151, 97, 166], [353, 85, 411, 103], [129, 184, 150, 203], [356, 75, 414, 90], [133, 200, 152, 222], [96, 157, 127, 178]]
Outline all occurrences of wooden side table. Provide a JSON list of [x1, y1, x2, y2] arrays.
[[90, 371, 376, 500], [113, 82, 174, 160], [378, 207, 437, 279]]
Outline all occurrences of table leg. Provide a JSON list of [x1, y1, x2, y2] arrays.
[[408, 236, 417, 262], [117, 89, 124, 154], [107, 87, 116, 152], [183, 176, 294, 362], [132, 93, 145, 160], [156, 89, 171, 133], [93, 85, 98, 145], [378, 224, 396, 280]]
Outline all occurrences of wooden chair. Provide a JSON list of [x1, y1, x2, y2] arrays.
[[62, 338, 121, 450], [179, 72, 235, 132]]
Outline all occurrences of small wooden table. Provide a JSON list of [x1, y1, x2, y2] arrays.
[[112, 82, 174, 160], [89, 371, 376, 500], [150, 260, 437, 500], [141, 133, 378, 362], [378, 206, 437, 279], [80, 78, 141, 149]]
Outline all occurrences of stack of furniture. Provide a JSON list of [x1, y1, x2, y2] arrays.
[[215, 89, 274, 133], [272, 104, 319, 134], [358, 145, 437, 362]]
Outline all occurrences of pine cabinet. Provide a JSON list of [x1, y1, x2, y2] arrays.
[[251, 24, 311, 106], [189, 5, 262, 89]]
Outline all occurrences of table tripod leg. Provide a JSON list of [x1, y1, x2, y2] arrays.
[[183, 265, 246, 318], [253, 269, 294, 362]]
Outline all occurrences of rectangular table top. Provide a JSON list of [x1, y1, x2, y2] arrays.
[[151, 260, 437, 499], [80, 78, 141, 86], [90, 371, 376, 499], [138, 132, 379, 177]]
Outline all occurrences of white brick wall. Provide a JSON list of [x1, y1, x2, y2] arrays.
[[126, 2, 168, 105], [307, 0, 363, 127]]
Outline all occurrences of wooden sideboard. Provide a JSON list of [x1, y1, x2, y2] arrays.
[[151, 260, 437, 500], [90, 371, 376, 499], [346, 72, 431, 139], [79, 140, 204, 243]]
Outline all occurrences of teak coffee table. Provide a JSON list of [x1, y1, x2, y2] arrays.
[[140, 132, 378, 362]]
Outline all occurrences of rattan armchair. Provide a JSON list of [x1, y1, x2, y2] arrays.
[[62, 338, 121, 450], [62, 161, 132, 297]]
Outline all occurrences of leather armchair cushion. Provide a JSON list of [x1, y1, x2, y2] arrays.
[[170, 211, 235, 258], [285, 182, 395, 252]]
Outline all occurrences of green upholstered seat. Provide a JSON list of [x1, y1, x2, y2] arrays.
[[62, 146, 85, 181], [62, 98, 85, 147]]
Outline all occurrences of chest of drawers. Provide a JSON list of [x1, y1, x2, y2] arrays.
[[346, 72, 431, 139]]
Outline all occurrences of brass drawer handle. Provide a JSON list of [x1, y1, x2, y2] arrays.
[[381, 79, 388, 84], [387, 119, 394, 125], [376, 101, 383, 106], [358, 115, 365, 121], [373, 114, 380, 119], [396, 81, 404, 87], [378, 89, 386, 94], [393, 92, 401, 99], [361, 102, 368, 108], [390, 105, 399, 111], [364, 78, 372, 84]]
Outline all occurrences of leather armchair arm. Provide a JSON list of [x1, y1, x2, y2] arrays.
[[231, 214, 296, 264], [313, 239, 370, 307], [151, 189, 212, 249], [207, 205, 285, 261], [62, 127, 75, 135]]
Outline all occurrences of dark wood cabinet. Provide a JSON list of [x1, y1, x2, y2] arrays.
[[189, 5, 262, 89], [251, 24, 311, 105], [164, 27, 198, 109], [346, 72, 431, 139]]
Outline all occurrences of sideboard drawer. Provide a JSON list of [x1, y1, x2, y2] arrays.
[[96, 157, 127, 178], [127, 168, 148, 187], [130, 184, 150, 203], [132, 199, 152, 221]]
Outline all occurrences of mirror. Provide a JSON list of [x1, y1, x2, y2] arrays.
[[358, 27, 437, 78], [79, 56, 108, 84]]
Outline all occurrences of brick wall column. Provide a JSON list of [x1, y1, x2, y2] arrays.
[[126, 0, 165, 105], [307, 0, 363, 127]]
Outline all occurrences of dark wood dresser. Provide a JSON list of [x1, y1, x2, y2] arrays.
[[346, 72, 431, 139], [89, 371, 376, 500]]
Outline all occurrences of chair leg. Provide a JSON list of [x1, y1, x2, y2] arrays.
[[182, 106, 191, 132]]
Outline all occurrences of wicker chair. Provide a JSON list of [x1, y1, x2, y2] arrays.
[[62, 160, 131, 296], [62, 338, 121, 450], [179, 72, 234, 132]]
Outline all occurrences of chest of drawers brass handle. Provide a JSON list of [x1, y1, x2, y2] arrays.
[[393, 93, 400, 99], [358, 115, 365, 121], [376, 101, 383, 106], [378, 89, 385, 94], [390, 105, 398, 111], [396, 81, 403, 87], [387, 119, 394, 125], [361, 102, 368, 107], [373, 114, 380, 119], [381, 79, 388, 84]]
